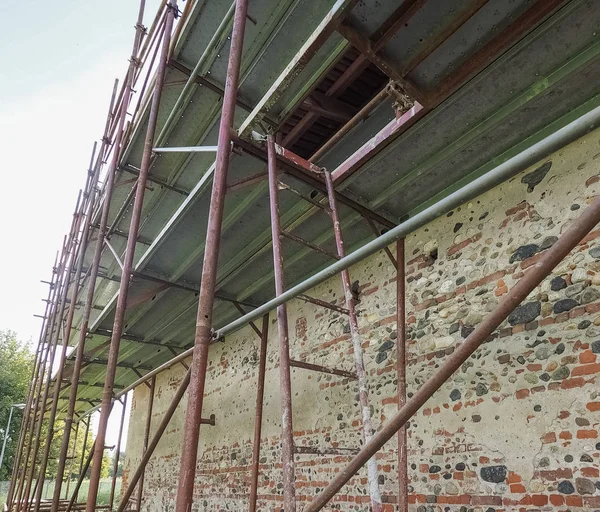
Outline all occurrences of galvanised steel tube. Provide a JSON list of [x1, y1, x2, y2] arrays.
[[217, 104, 600, 338], [51, 83, 119, 512], [73, 105, 600, 428], [86, 3, 177, 510], [324, 169, 382, 511], [303, 144, 600, 512], [249, 315, 269, 512], [267, 133, 296, 511], [396, 239, 407, 512], [32, 192, 87, 512], [174, 0, 248, 509], [117, 369, 191, 512]]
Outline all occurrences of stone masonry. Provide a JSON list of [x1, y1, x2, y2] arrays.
[[122, 127, 600, 511]]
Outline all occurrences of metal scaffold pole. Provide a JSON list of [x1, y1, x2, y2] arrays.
[[32, 188, 88, 512], [109, 395, 128, 510], [304, 172, 600, 511], [6, 273, 53, 510], [396, 239, 408, 512], [266, 133, 296, 511], [249, 314, 270, 512], [50, 76, 120, 512], [85, 2, 177, 510], [21, 214, 80, 511], [174, 0, 249, 509]]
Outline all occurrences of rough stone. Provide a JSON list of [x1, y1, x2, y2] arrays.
[[558, 481, 575, 494], [450, 389, 461, 402], [475, 383, 488, 396], [540, 236, 558, 250], [592, 339, 600, 353], [509, 244, 539, 263], [521, 161, 552, 192], [590, 246, 600, 259], [508, 302, 541, 326], [551, 366, 570, 380], [480, 465, 507, 483], [535, 346, 551, 360], [575, 477, 596, 495], [572, 267, 588, 283], [565, 283, 586, 298], [581, 287, 600, 304], [550, 276, 567, 291], [553, 298, 579, 314]]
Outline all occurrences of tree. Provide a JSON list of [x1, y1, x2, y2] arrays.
[[0, 330, 34, 480]]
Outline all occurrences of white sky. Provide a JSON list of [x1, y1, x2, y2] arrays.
[[0, 0, 161, 450]]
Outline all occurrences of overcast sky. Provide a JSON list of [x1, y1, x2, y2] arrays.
[[0, 0, 162, 449]]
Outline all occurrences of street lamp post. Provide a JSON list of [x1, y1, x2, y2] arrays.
[[0, 404, 26, 473]]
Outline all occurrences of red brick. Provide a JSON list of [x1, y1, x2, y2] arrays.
[[531, 495, 548, 506], [577, 429, 598, 439], [572, 362, 600, 376]]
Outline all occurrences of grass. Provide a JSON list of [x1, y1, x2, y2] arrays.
[[0, 478, 121, 507]]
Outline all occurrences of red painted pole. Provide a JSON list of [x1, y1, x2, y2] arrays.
[[51, 81, 119, 512], [174, 1, 249, 509], [85, 3, 176, 510], [396, 239, 408, 512], [304, 184, 600, 512], [109, 395, 128, 510], [136, 376, 156, 509], [249, 315, 269, 512], [324, 170, 382, 511], [267, 133, 296, 511]]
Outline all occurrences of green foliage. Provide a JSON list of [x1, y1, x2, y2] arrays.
[[0, 330, 34, 480]]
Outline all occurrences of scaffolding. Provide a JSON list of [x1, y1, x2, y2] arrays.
[[7, 0, 600, 511]]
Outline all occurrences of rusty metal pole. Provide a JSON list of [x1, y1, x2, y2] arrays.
[[13, 274, 59, 511], [304, 186, 600, 512], [48, 143, 102, 512], [86, 4, 176, 510], [6, 276, 54, 510], [109, 395, 128, 510], [63, 421, 79, 500], [396, 239, 408, 512], [249, 314, 269, 512], [174, 1, 248, 509], [324, 169, 382, 512], [266, 134, 296, 511], [65, 439, 97, 512], [77, 419, 90, 485], [21, 237, 75, 511], [33, 192, 87, 512], [117, 369, 191, 512], [136, 376, 156, 510]]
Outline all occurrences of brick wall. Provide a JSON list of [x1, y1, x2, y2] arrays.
[[122, 127, 600, 511]]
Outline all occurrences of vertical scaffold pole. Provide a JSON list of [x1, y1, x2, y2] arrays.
[[63, 420, 79, 500], [6, 271, 54, 510], [32, 189, 87, 512], [304, 170, 600, 512], [396, 239, 408, 512], [51, 79, 119, 511], [109, 395, 128, 510], [85, 3, 176, 510], [136, 376, 156, 509], [12, 261, 59, 511], [324, 170, 382, 511], [174, 1, 248, 510], [266, 134, 296, 512], [22, 227, 78, 510], [249, 314, 269, 512]]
